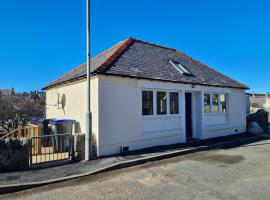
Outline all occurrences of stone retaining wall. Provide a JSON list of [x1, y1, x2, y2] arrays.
[[73, 133, 97, 160], [0, 138, 31, 171]]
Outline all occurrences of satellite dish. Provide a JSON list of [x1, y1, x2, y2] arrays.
[[46, 90, 66, 110], [56, 93, 66, 109]]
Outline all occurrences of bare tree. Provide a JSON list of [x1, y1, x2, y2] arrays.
[[0, 91, 45, 132], [0, 95, 18, 132]]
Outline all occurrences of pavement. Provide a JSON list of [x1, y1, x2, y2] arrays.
[[3, 134, 270, 200], [0, 132, 269, 194]]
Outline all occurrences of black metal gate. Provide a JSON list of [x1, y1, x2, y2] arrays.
[[29, 134, 73, 167]]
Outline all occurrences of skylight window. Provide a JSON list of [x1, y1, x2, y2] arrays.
[[169, 60, 192, 76]]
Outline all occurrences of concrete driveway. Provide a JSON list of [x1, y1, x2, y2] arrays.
[[2, 137, 270, 200]]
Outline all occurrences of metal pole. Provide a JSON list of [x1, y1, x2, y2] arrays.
[[85, 0, 92, 161]]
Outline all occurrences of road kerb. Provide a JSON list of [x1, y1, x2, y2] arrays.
[[0, 134, 266, 194]]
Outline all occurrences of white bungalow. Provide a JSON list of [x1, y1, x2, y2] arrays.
[[43, 38, 249, 156]]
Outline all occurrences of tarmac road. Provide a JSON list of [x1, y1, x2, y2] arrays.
[[2, 138, 270, 200]]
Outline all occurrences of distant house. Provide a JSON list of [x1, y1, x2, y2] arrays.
[[247, 93, 270, 114], [0, 88, 15, 96], [43, 38, 249, 156], [265, 95, 270, 108], [248, 93, 270, 108]]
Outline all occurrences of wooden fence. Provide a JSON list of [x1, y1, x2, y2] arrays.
[[0, 124, 42, 154]]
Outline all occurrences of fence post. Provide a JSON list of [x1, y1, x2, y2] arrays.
[[37, 125, 42, 154], [29, 126, 36, 155], [18, 126, 22, 138], [29, 139, 32, 167]]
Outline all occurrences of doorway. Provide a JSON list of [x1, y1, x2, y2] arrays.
[[185, 93, 192, 139]]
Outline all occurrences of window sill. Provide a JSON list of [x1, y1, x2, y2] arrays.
[[141, 114, 181, 120], [204, 112, 227, 116], [142, 128, 183, 135]]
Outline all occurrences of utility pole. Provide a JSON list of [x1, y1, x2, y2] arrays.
[[85, 0, 92, 161]]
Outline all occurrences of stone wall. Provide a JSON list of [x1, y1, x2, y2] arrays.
[[73, 133, 85, 161], [0, 138, 31, 171], [73, 133, 97, 160]]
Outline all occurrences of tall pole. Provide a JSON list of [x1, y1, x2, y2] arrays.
[[85, 0, 92, 161]]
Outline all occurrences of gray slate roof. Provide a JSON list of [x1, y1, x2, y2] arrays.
[[43, 39, 127, 88], [43, 38, 249, 90]]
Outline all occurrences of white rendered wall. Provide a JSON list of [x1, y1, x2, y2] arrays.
[[97, 76, 185, 156], [192, 92, 204, 139], [46, 75, 247, 157], [45, 78, 99, 145], [98, 77, 246, 156], [136, 79, 247, 140], [204, 114, 227, 126], [203, 89, 246, 139]]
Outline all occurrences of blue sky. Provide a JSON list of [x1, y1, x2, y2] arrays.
[[0, 0, 269, 92]]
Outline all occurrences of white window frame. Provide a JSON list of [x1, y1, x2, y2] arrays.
[[141, 90, 154, 116], [169, 91, 180, 115], [141, 89, 180, 118], [212, 93, 220, 113], [156, 91, 168, 115], [204, 93, 228, 114], [204, 93, 211, 113], [219, 93, 227, 113]]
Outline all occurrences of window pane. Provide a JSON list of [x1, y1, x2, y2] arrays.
[[220, 94, 227, 112], [169, 60, 192, 76], [170, 92, 179, 114], [204, 94, 210, 112], [212, 94, 219, 112], [157, 92, 167, 115], [142, 91, 153, 115]]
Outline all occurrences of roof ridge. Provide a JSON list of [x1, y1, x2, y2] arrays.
[[90, 38, 130, 62], [129, 37, 177, 51], [94, 37, 134, 73]]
